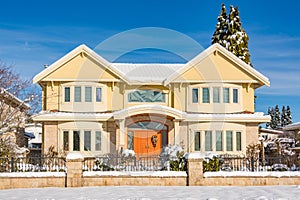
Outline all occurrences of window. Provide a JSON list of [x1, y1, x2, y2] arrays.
[[233, 89, 238, 103], [64, 87, 70, 102], [194, 131, 201, 151], [192, 88, 199, 103], [63, 131, 69, 151], [223, 88, 230, 103], [128, 90, 165, 102], [202, 88, 210, 103], [74, 87, 81, 102], [216, 131, 223, 151], [128, 131, 134, 150], [236, 131, 242, 151], [205, 131, 212, 151], [84, 131, 91, 151], [73, 131, 80, 151], [213, 87, 220, 103], [96, 87, 102, 102], [226, 131, 233, 151], [95, 131, 101, 151], [162, 131, 168, 147], [85, 87, 92, 102]]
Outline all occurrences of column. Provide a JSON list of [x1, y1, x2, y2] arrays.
[[186, 153, 204, 186], [66, 152, 84, 187], [174, 120, 180, 145]]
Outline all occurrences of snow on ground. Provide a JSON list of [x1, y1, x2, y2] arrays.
[[1, 186, 300, 200]]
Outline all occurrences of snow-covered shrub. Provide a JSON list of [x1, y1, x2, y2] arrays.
[[121, 149, 135, 157], [203, 155, 222, 172], [160, 145, 186, 171]]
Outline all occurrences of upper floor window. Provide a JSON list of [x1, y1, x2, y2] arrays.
[[74, 87, 81, 102], [202, 88, 210, 103], [192, 88, 199, 103], [213, 87, 220, 103], [64, 87, 70, 102], [233, 88, 238, 103], [96, 87, 102, 102], [223, 88, 230, 103], [128, 90, 165, 103], [85, 87, 92, 102]]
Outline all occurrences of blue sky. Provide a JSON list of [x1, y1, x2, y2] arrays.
[[0, 0, 300, 122]]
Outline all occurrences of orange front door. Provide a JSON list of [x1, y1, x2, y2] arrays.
[[133, 130, 163, 156]]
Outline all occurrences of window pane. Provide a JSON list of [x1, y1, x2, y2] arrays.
[[73, 131, 80, 151], [223, 88, 230, 103], [205, 131, 212, 151], [95, 131, 101, 151], [194, 132, 201, 151], [213, 87, 220, 103], [96, 87, 102, 102], [226, 131, 233, 151], [162, 131, 168, 147], [216, 131, 223, 151], [202, 88, 210, 103], [74, 87, 81, 102], [128, 131, 134, 150], [128, 90, 165, 102], [233, 89, 238, 103], [84, 131, 91, 151], [236, 131, 242, 151], [192, 88, 198, 103], [85, 87, 92, 102], [63, 131, 69, 151], [64, 87, 70, 102]]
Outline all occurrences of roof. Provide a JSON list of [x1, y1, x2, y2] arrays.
[[24, 132, 35, 139], [0, 87, 30, 110], [33, 106, 270, 123], [33, 43, 270, 87], [283, 122, 300, 131], [112, 63, 184, 83]]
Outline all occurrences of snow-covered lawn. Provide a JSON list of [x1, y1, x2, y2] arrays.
[[1, 186, 299, 200]]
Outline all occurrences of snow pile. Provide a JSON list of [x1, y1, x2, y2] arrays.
[[121, 149, 135, 157], [160, 145, 184, 159], [83, 170, 187, 177]]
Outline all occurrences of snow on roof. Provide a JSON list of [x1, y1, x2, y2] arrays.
[[283, 122, 300, 130], [32, 111, 113, 121], [0, 87, 30, 110], [111, 63, 185, 83]]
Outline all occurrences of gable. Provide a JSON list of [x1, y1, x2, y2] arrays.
[[43, 53, 120, 81], [165, 44, 270, 88]]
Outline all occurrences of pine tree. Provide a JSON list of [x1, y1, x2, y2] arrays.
[[212, 4, 252, 66], [274, 105, 281, 129], [286, 106, 292, 125], [281, 106, 286, 127], [270, 108, 276, 129], [212, 4, 229, 48]]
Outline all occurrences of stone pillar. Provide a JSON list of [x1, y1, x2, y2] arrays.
[[187, 153, 204, 186], [66, 152, 84, 187]]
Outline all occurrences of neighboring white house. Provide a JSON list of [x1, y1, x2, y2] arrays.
[[25, 123, 42, 149]]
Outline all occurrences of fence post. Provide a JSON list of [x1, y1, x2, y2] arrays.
[[186, 153, 204, 186], [66, 152, 84, 187], [11, 157, 14, 172]]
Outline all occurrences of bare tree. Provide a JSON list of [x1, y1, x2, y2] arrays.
[[0, 62, 40, 156]]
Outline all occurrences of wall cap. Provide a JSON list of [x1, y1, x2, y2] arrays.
[[66, 152, 84, 161]]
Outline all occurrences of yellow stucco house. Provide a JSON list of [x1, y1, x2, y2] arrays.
[[32, 43, 270, 156]]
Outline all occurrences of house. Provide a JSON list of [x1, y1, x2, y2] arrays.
[[0, 87, 31, 148], [32, 43, 270, 157]]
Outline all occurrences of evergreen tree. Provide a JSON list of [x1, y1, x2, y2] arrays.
[[281, 106, 287, 127], [269, 108, 276, 129], [212, 4, 252, 66], [212, 4, 229, 48], [286, 106, 292, 125], [274, 105, 281, 129]]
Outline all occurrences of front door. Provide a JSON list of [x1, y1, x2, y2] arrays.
[[133, 130, 163, 156], [127, 121, 168, 156]]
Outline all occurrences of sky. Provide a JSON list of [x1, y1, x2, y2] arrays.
[[0, 0, 300, 122]]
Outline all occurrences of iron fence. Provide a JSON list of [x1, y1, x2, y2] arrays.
[[218, 154, 300, 172], [0, 156, 66, 172], [83, 154, 172, 172]]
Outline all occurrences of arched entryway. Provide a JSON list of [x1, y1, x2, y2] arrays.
[[127, 121, 168, 156]]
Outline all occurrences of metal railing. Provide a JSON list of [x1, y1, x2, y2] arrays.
[[0, 156, 66, 172], [217, 154, 300, 172], [83, 154, 172, 172]]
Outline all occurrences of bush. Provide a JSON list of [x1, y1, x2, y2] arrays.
[[203, 156, 222, 172]]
